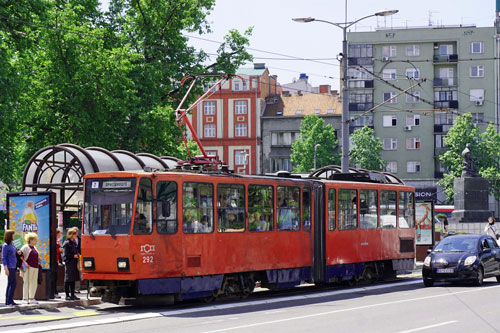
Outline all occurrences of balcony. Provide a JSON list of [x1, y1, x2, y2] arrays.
[[349, 80, 374, 89], [434, 100, 458, 109], [349, 103, 374, 111], [433, 77, 457, 87], [433, 54, 458, 63], [348, 57, 374, 66]]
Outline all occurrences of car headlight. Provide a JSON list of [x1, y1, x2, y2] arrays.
[[423, 256, 432, 267], [83, 257, 95, 271], [117, 258, 129, 271], [464, 256, 477, 266]]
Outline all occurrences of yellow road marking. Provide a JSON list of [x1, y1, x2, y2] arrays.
[[8, 315, 71, 321], [74, 310, 99, 317]]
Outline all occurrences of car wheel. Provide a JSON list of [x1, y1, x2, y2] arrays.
[[474, 267, 484, 286], [423, 278, 434, 287]]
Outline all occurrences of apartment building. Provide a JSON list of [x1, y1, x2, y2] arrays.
[[347, 26, 497, 202]]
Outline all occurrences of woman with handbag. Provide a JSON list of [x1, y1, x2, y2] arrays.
[[484, 216, 500, 245], [2, 230, 19, 306], [62, 228, 80, 300], [20, 233, 41, 304]]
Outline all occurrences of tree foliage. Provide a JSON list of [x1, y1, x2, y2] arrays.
[[438, 113, 500, 201], [349, 126, 384, 171], [0, 0, 253, 187], [291, 115, 340, 173]]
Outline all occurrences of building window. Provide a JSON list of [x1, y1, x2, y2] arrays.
[[407, 161, 421, 173], [351, 115, 373, 127], [383, 115, 397, 127], [235, 150, 248, 165], [405, 68, 420, 79], [349, 44, 373, 58], [470, 42, 484, 54], [314, 109, 321, 114], [472, 113, 484, 124], [242, 80, 248, 91], [435, 134, 447, 148], [235, 101, 247, 114], [204, 101, 216, 115], [385, 161, 397, 173], [204, 124, 216, 138], [406, 45, 420, 57], [383, 92, 398, 104], [271, 132, 299, 146], [382, 69, 397, 80], [470, 65, 484, 78], [406, 137, 421, 150], [327, 109, 334, 114], [382, 45, 397, 57], [435, 90, 458, 102], [435, 112, 456, 125], [406, 114, 420, 127], [347, 66, 373, 79], [235, 123, 247, 137], [383, 138, 397, 150], [296, 110, 302, 115], [469, 89, 485, 102], [234, 82, 240, 91], [439, 45, 453, 56], [271, 158, 292, 172], [406, 91, 420, 103]]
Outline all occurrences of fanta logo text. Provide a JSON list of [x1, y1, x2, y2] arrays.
[[22, 223, 38, 232], [140, 244, 155, 254]]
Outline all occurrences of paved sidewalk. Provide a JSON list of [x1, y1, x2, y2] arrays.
[[0, 269, 101, 314]]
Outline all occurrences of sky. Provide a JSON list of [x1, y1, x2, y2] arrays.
[[101, 0, 497, 90]]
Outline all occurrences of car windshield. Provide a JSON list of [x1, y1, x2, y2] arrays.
[[84, 178, 137, 235], [433, 237, 477, 253]]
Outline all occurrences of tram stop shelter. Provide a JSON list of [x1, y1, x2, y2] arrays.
[[22, 143, 179, 228]]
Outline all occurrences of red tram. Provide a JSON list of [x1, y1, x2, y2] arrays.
[[81, 167, 415, 303]]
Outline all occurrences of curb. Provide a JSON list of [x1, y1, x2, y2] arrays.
[[0, 298, 102, 315]]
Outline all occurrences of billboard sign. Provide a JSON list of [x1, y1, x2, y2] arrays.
[[416, 201, 434, 246]]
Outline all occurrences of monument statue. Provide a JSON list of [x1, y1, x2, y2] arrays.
[[461, 143, 479, 177]]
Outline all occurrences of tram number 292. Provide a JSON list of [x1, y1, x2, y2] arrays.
[[142, 256, 154, 264]]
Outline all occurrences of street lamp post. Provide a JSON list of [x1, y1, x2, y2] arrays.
[[314, 143, 320, 170], [293, 9, 398, 173]]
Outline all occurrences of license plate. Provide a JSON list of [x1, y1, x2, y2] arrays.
[[436, 268, 454, 273]]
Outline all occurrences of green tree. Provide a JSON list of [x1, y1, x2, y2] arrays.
[[438, 113, 500, 201], [349, 126, 384, 171], [6, 0, 252, 185], [291, 115, 339, 173]]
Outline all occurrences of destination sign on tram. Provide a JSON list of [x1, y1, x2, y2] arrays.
[[102, 181, 133, 189]]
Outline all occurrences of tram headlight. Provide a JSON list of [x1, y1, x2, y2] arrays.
[[83, 257, 95, 271], [117, 258, 130, 271], [423, 256, 432, 267]]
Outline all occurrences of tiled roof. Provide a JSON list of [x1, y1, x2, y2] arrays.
[[263, 93, 342, 117]]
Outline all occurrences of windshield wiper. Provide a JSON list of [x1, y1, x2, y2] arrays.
[[89, 231, 95, 240], [110, 227, 117, 240]]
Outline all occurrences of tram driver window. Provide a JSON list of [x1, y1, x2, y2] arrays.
[[380, 190, 397, 228], [183, 182, 214, 234], [133, 178, 153, 235], [217, 184, 245, 232], [398, 191, 415, 228], [339, 189, 358, 230], [248, 185, 274, 232], [156, 181, 178, 234], [277, 186, 300, 231], [360, 189, 378, 229], [328, 189, 336, 231]]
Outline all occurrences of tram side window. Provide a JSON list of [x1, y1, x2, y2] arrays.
[[248, 185, 274, 232], [133, 178, 153, 235], [183, 182, 214, 234], [398, 191, 415, 228], [360, 189, 378, 229], [303, 187, 312, 231], [156, 181, 178, 234], [217, 184, 245, 232], [339, 189, 358, 230], [380, 190, 397, 228], [277, 186, 300, 231], [328, 189, 336, 231]]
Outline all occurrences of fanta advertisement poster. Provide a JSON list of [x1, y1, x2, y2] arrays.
[[8, 193, 52, 269]]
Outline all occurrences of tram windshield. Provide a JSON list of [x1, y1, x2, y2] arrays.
[[83, 178, 137, 235]]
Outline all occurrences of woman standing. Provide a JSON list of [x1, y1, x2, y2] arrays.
[[20, 233, 41, 304], [62, 229, 80, 300], [2, 230, 18, 306]]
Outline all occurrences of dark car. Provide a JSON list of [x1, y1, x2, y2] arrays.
[[422, 234, 500, 287]]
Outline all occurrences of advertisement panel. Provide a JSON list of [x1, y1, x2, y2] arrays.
[[416, 201, 434, 246], [7, 192, 55, 270]]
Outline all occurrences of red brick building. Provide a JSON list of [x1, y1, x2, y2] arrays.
[[191, 63, 278, 174]]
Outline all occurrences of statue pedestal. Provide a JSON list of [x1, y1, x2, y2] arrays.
[[451, 177, 492, 223]]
